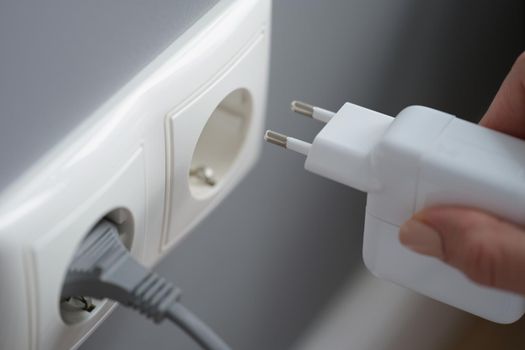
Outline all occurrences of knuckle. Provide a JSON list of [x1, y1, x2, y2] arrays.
[[516, 51, 525, 65], [461, 235, 500, 287]]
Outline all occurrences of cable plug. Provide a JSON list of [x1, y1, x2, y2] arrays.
[[62, 220, 230, 350]]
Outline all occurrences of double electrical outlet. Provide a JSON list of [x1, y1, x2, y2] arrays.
[[0, 0, 271, 348]]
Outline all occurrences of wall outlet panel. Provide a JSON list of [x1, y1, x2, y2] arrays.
[[0, 0, 271, 349]]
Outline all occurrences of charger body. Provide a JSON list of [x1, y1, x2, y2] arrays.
[[306, 103, 525, 323]]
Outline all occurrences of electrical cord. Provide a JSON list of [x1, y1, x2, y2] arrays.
[[62, 220, 231, 350]]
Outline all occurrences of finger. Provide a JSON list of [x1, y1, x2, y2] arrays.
[[400, 207, 525, 295], [480, 52, 525, 139]]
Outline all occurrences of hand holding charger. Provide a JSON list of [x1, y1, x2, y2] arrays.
[[265, 98, 525, 324]]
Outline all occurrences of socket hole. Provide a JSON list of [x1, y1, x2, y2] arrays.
[[189, 88, 252, 198], [59, 208, 134, 325]]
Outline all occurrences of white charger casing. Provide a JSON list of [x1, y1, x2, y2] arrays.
[[305, 103, 525, 323]]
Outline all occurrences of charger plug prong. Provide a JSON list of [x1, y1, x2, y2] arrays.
[[264, 130, 287, 148], [264, 130, 311, 156], [291, 100, 335, 123], [291, 101, 314, 117]]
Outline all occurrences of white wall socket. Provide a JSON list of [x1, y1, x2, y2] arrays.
[[0, 0, 271, 348]]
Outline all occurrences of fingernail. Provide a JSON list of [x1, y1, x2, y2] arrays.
[[399, 219, 444, 259]]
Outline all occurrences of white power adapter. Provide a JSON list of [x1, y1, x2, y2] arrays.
[[265, 101, 525, 324]]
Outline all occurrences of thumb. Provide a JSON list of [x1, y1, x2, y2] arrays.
[[399, 207, 525, 295]]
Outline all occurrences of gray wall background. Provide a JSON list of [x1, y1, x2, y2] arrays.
[[79, 1, 524, 349], [0, 0, 219, 193]]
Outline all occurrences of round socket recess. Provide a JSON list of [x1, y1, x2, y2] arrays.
[[189, 88, 252, 198], [59, 208, 134, 325]]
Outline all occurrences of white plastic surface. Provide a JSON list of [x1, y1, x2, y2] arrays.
[[364, 106, 525, 323], [305, 103, 525, 323], [305, 103, 393, 192], [164, 18, 269, 245], [287, 138, 312, 156], [0, 0, 270, 349], [312, 106, 335, 123]]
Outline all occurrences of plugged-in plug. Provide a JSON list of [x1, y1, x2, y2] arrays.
[[62, 219, 230, 350], [62, 220, 180, 321]]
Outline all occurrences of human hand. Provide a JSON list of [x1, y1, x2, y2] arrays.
[[399, 52, 525, 295]]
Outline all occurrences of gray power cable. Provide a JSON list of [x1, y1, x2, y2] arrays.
[[62, 220, 231, 350]]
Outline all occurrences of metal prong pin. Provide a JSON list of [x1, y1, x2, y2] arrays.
[[291, 100, 314, 118], [291, 100, 335, 123], [264, 130, 287, 148], [60, 296, 96, 313], [264, 130, 311, 156], [190, 166, 216, 186]]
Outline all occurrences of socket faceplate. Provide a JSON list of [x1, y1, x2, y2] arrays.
[[0, 0, 270, 348]]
